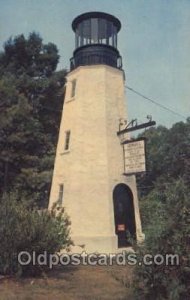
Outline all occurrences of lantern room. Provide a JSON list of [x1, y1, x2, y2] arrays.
[[70, 12, 122, 70]]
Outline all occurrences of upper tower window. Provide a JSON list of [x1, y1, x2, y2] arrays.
[[71, 79, 76, 98]]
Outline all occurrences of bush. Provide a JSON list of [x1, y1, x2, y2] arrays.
[[0, 193, 72, 276], [133, 179, 190, 300]]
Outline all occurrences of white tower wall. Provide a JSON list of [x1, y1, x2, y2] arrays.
[[49, 64, 143, 253]]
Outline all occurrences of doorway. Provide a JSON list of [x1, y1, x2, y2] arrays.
[[113, 184, 136, 247]]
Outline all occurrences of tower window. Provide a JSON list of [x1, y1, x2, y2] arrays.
[[71, 79, 77, 97], [64, 130, 71, 151], [58, 184, 64, 205]]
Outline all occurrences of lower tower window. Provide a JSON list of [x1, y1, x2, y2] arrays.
[[58, 184, 64, 205], [64, 130, 71, 151]]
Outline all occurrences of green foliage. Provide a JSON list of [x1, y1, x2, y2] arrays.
[[133, 120, 190, 299], [1, 32, 59, 77], [0, 193, 72, 276], [137, 119, 190, 196], [0, 33, 67, 206], [134, 181, 190, 300]]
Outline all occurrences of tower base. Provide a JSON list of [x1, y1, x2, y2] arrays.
[[70, 235, 118, 254]]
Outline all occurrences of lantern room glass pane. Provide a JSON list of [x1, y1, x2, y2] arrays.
[[83, 19, 91, 38], [98, 18, 107, 42], [75, 28, 79, 48], [74, 17, 118, 48], [113, 25, 117, 47], [107, 21, 112, 38], [78, 23, 83, 46], [91, 18, 98, 43]]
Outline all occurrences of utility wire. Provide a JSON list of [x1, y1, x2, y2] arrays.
[[25, 86, 187, 119], [125, 85, 187, 120]]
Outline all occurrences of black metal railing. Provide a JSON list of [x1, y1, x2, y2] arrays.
[[70, 44, 122, 70]]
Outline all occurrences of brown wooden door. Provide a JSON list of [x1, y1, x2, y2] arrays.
[[113, 184, 136, 247]]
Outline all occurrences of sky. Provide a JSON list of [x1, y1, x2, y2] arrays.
[[0, 0, 190, 129]]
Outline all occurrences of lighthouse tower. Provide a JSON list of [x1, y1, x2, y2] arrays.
[[49, 12, 144, 253]]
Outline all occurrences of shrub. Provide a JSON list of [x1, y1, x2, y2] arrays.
[[133, 179, 190, 300], [0, 193, 72, 276]]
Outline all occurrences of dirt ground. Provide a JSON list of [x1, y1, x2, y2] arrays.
[[0, 264, 134, 300]]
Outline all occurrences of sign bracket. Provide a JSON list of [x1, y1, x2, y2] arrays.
[[117, 116, 156, 136]]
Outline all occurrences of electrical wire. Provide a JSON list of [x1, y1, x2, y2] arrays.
[[126, 85, 187, 120], [25, 85, 188, 120]]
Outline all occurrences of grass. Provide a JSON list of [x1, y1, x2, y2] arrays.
[[0, 264, 134, 300]]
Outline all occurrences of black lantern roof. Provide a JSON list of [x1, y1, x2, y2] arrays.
[[72, 11, 121, 32]]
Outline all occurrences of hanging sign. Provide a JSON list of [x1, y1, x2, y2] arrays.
[[123, 138, 146, 174]]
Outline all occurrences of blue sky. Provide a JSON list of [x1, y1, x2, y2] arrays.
[[0, 0, 189, 128]]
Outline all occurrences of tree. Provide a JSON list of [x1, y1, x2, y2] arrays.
[[134, 180, 190, 300], [0, 32, 59, 77], [0, 33, 67, 206], [137, 119, 190, 196], [133, 119, 190, 299]]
